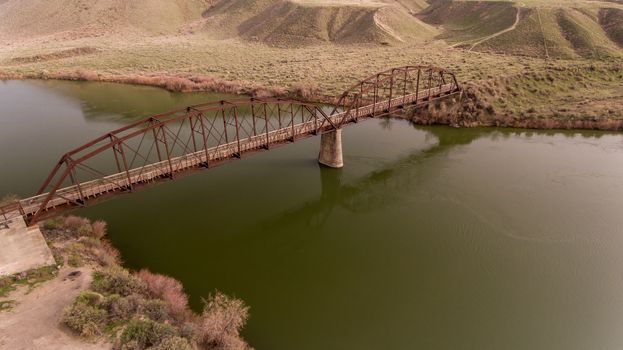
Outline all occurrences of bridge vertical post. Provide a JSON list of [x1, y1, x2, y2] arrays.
[[251, 104, 257, 137], [159, 126, 174, 178], [151, 121, 163, 164], [427, 69, 433, 101], [188, 112, 198, 153], [116, 142, 134, 190], [221, 108, 229, 144], [415, 69, 421, 103], [354, 94, 360, 122], [372, 74, 379, 117], [388, 70, 394, 112], [263, 103, 270, 149], [402, 67, 408, 106], [233, 106, 242, 157], [110, 134, 123, 174], [197, 113, 211, 167], [438, 72, 443, 94], [277, 105, 282, 129], [65, 159, 85, 204], [318, 129, 343, 169], [290, 104, 296, 141]]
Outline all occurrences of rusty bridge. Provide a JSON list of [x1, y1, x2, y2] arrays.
[[1, 66, 461, 225]]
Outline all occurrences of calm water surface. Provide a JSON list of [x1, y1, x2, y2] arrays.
[[1, 80, 623, 350]]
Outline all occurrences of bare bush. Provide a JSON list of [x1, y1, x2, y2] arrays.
[[199, 291, 250, 350], [94, 239, 122, 267], [291, 80, 319, 100], [64, 215, 90, 231], [91, 220, 108, 239], [137, 269, 189, 321]]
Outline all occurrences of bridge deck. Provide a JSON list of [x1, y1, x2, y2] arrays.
[[8, 83, 458, 222]]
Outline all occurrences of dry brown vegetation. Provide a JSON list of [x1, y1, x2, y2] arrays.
[[39, 216, 252, 350], [0, 0, 622, 129], [10, 47, 99, 64]]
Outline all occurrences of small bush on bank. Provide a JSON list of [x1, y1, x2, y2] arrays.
[[148, 336, 193, 350], [105, 294, 142, 322], [137, 269, 189, 321], [117, 318, 177, 350], [64, 216, 91, 231], [62, 292, 107, 337], [199, 292, 250, 350], [92, 267, 145, 297], [140, 299, 169, 322], [92, 220, 108, 239], [42, 217, 64, 230]]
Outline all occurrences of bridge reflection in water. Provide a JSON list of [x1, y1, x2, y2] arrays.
[[1, 66, 461, 224], [260, 125, 483, 230]]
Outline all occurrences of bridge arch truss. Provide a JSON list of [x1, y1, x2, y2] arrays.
[[4, 65, 461, 224]]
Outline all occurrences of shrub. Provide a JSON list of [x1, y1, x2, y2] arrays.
[[95, 239, 122, 267], [77, 223, 93, 236], [42, 218, 63, 230], [68, 254, 84, 267], [92, 220, 108, 239], [118, 319, 177, 350], [178, 321, 199, 342], [140, 299, 170, 322], [199, 292, 249, 349], [92, 266, 145, 297], [75, 291, 105, 306], [291, 81, 319, 100], [64, 216, 90, 231], [137, 270, 188, 320], [147, 336, 193, 350], [105, 294, 142, 322], [62, 297, 107, 337]]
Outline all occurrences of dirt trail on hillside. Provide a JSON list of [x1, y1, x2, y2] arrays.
[[469, 6, 521, 51], [0, 266, 110, 350]]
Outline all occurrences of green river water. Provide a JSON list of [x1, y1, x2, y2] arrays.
[[1, 80, 623, 350]]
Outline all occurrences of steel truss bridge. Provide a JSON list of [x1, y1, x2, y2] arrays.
[[0, 66, 461, 224]]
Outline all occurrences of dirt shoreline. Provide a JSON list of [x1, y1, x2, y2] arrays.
[[1, 70, 622, 132]]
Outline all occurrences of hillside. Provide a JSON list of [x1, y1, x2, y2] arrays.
[[599, 8, 623, 47], [196, 0, 438, 46], [419, 0, 623, 59], [419, 0, 518, 45], [0, 0, 209, 40]]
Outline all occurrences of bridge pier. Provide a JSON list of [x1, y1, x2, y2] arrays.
[[318, 129, 343, 168]]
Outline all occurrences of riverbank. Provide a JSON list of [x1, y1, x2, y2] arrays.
[[2, 56, 621, 131], [1, 34, 622, 131], [0, 216, 252, 350]]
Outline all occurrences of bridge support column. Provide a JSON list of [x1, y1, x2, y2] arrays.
[[318, 129, 343, 168]]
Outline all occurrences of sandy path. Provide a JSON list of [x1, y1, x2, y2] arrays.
[[0, 266, 110, 350], [469, 6, 521, 51]]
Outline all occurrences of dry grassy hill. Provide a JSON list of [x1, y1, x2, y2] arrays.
[[599, 8, 623, 47], [196, 0, 438, 46], [0, 0, 210, 40], [420, 0, 623, 59], [419, 0, 518, 44]]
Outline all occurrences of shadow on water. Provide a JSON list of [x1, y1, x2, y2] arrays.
[[260, 125, 487, 231]]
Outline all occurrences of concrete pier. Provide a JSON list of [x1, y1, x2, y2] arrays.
[[318, 129, 344, 168], [0, 216, 55, 276]]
